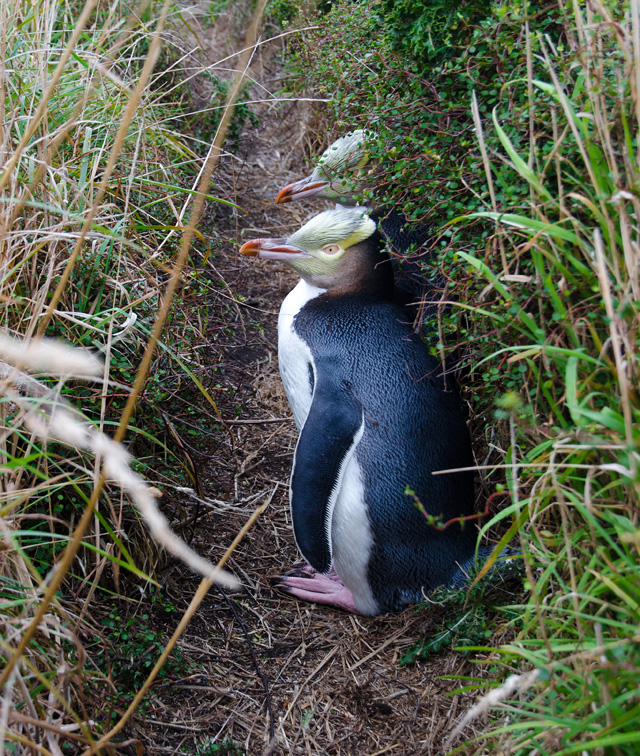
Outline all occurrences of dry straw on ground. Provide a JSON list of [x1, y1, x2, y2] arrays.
[[0, 0, 275, 751]]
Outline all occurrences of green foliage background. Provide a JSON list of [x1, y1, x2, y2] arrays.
[[3, 0, 639, 752], [282, 0, 640, 752]]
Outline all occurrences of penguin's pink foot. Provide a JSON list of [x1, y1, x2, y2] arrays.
[[274, 566, 358, 612]]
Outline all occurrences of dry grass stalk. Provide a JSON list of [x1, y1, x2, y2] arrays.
[[0, 0, 274, 750], [0, 345, 240, 582], [444, 669, 540, 750], [0, 339, 243, 751], [82, 495, 273, 755], [36, 0, 173, 337], [0, 0, 100, 195], [0, 334, 102, 377]]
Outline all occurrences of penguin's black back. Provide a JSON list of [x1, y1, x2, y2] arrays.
[[293, 294, 476, 612], [370, 208, 447, 326], [372, 207, 433, 256]]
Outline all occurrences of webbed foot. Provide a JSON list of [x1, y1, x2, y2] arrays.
[[272, 564, 358, 612]]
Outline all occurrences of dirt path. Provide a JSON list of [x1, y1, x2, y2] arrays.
[[129, 9, 489, 756]]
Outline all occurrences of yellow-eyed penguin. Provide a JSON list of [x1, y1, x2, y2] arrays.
[[275, 130, 437, 328], [239, 206, 478, 615], [275, 129, 372, 206]]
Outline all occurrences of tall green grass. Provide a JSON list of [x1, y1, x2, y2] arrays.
[[445, 1, 640, 752], [0, 0, 258, 751]]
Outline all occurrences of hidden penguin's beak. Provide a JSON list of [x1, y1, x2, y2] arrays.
[[239, 238, 311, 260], [275, 177, 328, 204]]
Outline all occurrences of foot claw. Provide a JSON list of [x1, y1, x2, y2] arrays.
[[272, 565, 358, 612], [283, 566, 312, 579]]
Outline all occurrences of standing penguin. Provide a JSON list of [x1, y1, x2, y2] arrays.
[[239, 206, 478, 615]]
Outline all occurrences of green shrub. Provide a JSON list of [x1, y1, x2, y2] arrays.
[[286, 0, 640, 752], [376, 0, 491, 65]]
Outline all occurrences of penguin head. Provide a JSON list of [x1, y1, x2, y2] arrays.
[[275, 130, 374, 205], [240, 206, 392, 296]]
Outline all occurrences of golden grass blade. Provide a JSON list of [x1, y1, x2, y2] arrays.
[[80, 491, 275, 755], [0, 0, 99, 194], [36, 0, 173, 337]]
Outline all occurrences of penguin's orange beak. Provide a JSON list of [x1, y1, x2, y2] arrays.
[[275, 177, 328, 204], [239, 238, 311, 260], [238, 239, 265, 257]]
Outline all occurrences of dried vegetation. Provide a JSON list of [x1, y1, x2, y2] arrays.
[[3, 0, 639, 755]]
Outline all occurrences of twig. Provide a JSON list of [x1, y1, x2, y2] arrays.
[[216, 484, 281, 745], [79, 496, 271, 755], [223, 417, 291, 425], [407, 490, 504, 531], [218, 589, 276, 745], [347, 627, 409, 672]]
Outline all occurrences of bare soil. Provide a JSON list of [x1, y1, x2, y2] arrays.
[[119, 8, 519, 755]]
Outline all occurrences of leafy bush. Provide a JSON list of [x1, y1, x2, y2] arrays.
[[287, 0, 640, 752], [376, 0, 491, 65]]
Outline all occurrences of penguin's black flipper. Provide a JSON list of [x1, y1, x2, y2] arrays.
[[290, 366, 364, 574]]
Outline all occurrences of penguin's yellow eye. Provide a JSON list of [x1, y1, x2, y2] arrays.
[[323, 244, 341, 256]]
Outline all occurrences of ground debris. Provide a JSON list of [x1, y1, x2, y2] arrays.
[[131, 10, 488, 756]]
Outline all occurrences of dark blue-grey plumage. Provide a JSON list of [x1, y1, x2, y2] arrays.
[[240, 204, 481, 615], [369, 207, 446, 327], [292, 289, 476, 611]]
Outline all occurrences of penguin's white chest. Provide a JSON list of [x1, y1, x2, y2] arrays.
[[278, 279, 325, 430], [331, 451, 378, 616]]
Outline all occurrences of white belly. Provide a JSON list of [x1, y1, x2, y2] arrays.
[[278, 279, 325, 430], [279, 279, 377, 615], [331, 454, 378, 616]]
